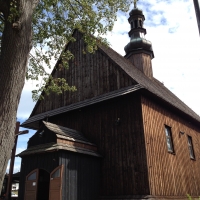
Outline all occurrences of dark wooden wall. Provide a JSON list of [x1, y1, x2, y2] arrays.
[[127, 53, 153, 79], [59, 150, 101, 200], [27, 128, 56, 148], [19, 151, 100, 200], [32, 30, 136, 116], [141, 96, 200, 197], [50, 92, 150, 197], [18, 152, 59, 200]]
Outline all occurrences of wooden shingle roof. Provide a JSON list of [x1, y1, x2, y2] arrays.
[[17, 142, 101, 157], [98, 44, 200, 122], [21, 40, 200, 129], [18, 122, 101, 157], [43, 121, 93, 145]]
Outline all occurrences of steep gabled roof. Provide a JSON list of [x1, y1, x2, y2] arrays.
[[21, 33, 200, 129], [98, 44, 200, 122], [28, 30, 137, 117]]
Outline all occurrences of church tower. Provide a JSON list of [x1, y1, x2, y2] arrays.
[[124, 5, 154, 79]]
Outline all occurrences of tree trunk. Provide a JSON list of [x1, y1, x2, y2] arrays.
[[0, 0, 36, 190]]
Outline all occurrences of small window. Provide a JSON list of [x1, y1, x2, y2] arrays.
[[51, 168, 60, 178], [134, 20, 138, 28], [187, 136, 195, 160], [27, 172, 37, 180], [131, 21, 134, 29], [164, 125, 174, 153], [139, 20, 143, 27]]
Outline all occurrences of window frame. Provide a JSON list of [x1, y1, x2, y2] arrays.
[[164, 125, 175, 154], [187, 135, 195, 160]]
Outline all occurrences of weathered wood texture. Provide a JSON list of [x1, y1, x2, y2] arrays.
[[59, 150, 101, 200], [18, 152, 59, 200], [0, 0, 38, 189], [18, 151, 100, 200], [50, 93, 150, 196], [126, 53, 153, 79], [57, 138, 97, 151], [141, 96, 200, 197], [32, 31, 136, 116], [27, 128, 56, 148]]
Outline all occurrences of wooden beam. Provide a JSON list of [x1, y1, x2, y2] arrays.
[[5, 122, 20, 200]]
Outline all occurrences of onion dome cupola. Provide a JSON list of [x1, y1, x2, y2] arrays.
[[124, 6, 154, 78]]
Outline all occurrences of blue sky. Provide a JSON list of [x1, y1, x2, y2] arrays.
[[9, 0, 200, 173]]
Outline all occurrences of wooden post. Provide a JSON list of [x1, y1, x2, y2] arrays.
[[193, 0, 200, 36], [5, 122, 20, 200]]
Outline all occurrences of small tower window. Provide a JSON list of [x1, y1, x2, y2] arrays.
[[134, 20, 138, 28], [139, 20, 143, 28], [131, 21, 134, 29]]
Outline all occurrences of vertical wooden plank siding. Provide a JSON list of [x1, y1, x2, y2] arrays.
[[59, 151, 101, 200], [32, 31, 136, 116], [18, 152, 59, 200], [50, 93, 150, 196], [126, 53, 153, 78], [27, 128, 56, 148], [141, 96, 200, 197]]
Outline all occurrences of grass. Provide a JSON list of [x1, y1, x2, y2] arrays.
[[187, 194, 200, 200]]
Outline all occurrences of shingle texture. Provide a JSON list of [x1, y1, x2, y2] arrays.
[[99, 44, 200, 122], [17, 142, 100, 157], [21, 38, 200, 129], [18, 122, 100, 157], [43, 121, 94, 145]]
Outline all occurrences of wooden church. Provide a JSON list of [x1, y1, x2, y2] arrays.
[[18, 6, 200, 200]]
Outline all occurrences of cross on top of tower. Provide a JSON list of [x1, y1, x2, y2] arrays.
[[134, 0, 138, 8]]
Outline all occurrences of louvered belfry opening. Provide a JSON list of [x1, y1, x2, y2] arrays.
[[124, 7, 154, 79]]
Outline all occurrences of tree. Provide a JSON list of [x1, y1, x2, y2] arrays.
[[0, 0, 132, 189]]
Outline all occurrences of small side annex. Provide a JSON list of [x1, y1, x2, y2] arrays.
[[18, 122, 101, 200]]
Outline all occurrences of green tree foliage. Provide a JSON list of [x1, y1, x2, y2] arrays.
[[1, 0, 132, 100]]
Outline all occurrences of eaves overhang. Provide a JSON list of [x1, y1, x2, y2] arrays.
[[21, 84, 144, 130]]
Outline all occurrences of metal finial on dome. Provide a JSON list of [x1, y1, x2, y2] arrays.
[[134, 0, 138, 8]]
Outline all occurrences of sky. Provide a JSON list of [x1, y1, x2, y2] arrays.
[[8, 0, 200, 173]]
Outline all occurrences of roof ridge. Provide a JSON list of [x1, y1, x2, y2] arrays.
[[98, 43, 200, 122]]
